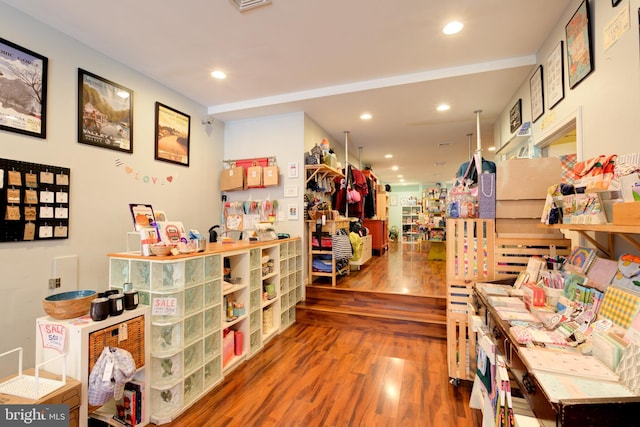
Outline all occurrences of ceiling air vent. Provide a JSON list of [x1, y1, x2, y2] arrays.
[[232, 0, 272, 12]]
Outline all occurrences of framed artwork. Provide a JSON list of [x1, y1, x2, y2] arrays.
[[155, 102, 190, 166], [287, 162, 299, 178], [129, 203, 155, 231], [566, 0, 594, 89], [78, 69, 133, 152], [509, 99, 522, 134], [529, 65, 544, 123], [0, 37, 48, 139], [546, 41, 565, 109], [287, 204, 299, 220]]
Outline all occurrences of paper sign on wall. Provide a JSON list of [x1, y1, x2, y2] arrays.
[[152, 297, 178, 316], [38, 323, 66, 353]]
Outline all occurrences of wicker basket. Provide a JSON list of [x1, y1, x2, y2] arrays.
[[308, 209, 330, 220], [88, 315, 145, 376]]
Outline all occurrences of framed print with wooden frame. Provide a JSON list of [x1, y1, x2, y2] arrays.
[[565, 0, 594, 89], [155, 102, 190, 166], [78, 69, 133, 152], [0, 37, 48, 139], [546, 41, 565, 109], [529, 65, 544, 123]]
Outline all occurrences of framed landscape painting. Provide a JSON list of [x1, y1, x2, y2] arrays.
[[0, 37, 48, 139], [78, 68, 133, 153], [155, 102, 190, 166]]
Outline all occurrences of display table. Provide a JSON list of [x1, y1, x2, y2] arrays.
[[473, 286, 640, 426], [0, 369, 81, 427]]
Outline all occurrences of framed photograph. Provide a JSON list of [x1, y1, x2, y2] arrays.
[[529, 65, 544, 123], [287, 162, 299, 178], [509, 99, 522, 134], [155, 102, 190, 166], [546, 41, 565, 109], [287, 204, 299, 220], [78, 68, 133, 153], [0, 37, 48, 139], [566, 0, 594, 89]]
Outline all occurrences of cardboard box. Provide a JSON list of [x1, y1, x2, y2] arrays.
[[613, 202, 640, 225], [496, 157, 561, 200], [0, 369, 81, 406], [496, 199, 546, 219]]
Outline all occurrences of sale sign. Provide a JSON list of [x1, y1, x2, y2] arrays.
[[38, 324, 66, 353]]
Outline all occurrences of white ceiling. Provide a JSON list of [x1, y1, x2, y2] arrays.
[[1, 0, 572, 186]]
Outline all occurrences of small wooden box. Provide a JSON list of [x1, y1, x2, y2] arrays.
[[613, 202, 640, 225]]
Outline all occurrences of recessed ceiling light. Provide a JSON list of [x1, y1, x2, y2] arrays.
[[392, 165, 399, 171], [487, 146, 496, 152], [443, 21, 464, 35], [360, 113, 372, 120], [397, 175, 403, 178], [437, 104, 450, 112], [434, 161, 446, 166], [211, 70, 227, 79], [399, 179, 405, 183], [384, 154, 393, 159]]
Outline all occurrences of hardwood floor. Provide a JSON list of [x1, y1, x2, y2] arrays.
[[157, 242, 480, 427], [309, 241, 447, 297], [165, 324, 478, 427]]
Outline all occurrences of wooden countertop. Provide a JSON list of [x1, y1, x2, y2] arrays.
[[108, 237, 300, 259]]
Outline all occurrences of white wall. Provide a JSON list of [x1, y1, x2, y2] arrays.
[[495, 0, 640, 158], [0, 3, 223, 376], [223, 112, 305, 238]]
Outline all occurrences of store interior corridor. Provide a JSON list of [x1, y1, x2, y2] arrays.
[[307, 240, 447, 298]]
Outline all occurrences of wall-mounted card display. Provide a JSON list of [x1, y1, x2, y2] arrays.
[[0, 158, 70, 242]]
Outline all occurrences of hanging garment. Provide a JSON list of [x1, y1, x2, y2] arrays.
[[364, 177, 375, 218]]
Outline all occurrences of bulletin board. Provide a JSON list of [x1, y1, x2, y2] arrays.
[[0, 158, 71, 242]]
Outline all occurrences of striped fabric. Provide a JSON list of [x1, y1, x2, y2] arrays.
[[598, 286, 640, 329]]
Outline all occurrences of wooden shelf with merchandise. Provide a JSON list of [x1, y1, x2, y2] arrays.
[[539, 223, 640, 258]]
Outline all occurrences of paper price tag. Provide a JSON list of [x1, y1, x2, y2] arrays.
[[118, 323, 128, 342], [103, 356, 114, 381]]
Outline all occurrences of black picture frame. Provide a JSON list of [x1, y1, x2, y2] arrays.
[[566, 0, 594, 89], [546, 41, 565, 110], [154, 102, 191, 167], [0, 37, 48, 139], [529, 65, 544, 123], [78, 68, 133, 153], [509, 99, 522, 134]]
